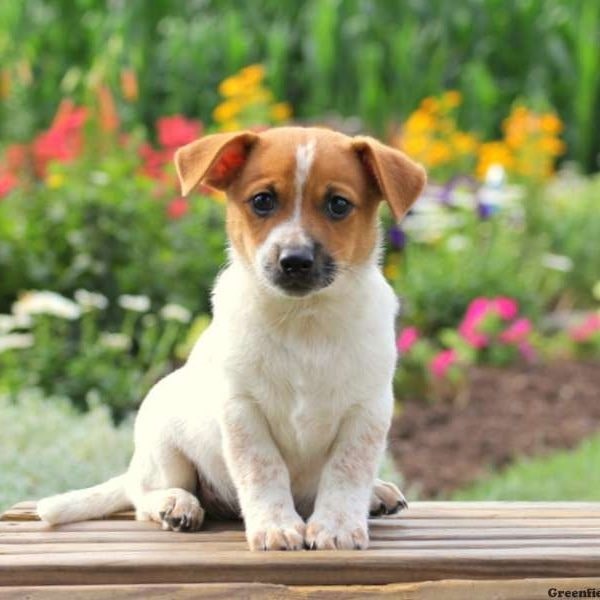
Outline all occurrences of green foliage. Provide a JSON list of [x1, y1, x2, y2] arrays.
[[453, 433, 600, 500], [0, 142, 226, 315], [0, 388, 132, 513], [0, 295, 200, 420], [1, 0, 599, 169]]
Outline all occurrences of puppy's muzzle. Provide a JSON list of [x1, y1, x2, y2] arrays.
[[272, 243, 336, 296]]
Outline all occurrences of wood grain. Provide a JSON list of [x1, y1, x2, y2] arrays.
[[2, 501, 600, 590], [0, 578, 599, 599]]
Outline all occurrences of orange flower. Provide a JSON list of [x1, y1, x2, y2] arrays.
[[540, 113, 563, 134], [120, 68, 138, 102], [96, 85, 119, 133]]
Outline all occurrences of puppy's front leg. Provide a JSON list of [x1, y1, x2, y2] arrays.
[[306, 407, 388, 550], [222, 399, 305, 551]]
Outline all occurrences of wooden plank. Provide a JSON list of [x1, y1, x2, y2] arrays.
[[0, 578, 599, 599], [6, 517, 600, 536], [3, 526, 600, 545], [2, 547, 600, 586], [7, 500, 600, 522], [3, 538, 600, 556]]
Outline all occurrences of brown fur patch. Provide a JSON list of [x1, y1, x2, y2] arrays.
[[225, 127, 381, 266]]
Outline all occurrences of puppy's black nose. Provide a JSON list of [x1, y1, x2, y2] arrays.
[[279, 246, 314, 276]]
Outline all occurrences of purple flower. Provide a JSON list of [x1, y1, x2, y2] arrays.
[[477, 201, 495, 220], [388, 225, 406, 250]]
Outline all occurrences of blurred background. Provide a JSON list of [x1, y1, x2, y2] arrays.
[[0, 0, 599, 511]]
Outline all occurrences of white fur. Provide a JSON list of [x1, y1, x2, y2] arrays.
[[37, 141, 401, 549], [293, 139, 316, 221]]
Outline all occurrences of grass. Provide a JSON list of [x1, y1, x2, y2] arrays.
[[0, 389, 132, 513], [453, 434, 600, 501]]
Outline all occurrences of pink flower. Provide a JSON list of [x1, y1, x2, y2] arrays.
[[500, 318, 532, 344], [570, 313, 600, 343], [459, 298, 491, 348], [397, 327, 419, 353], [429, 349, 458, 379], [167, 197, 189, 219], [157, 115, 202, 148], [0, 172, 17, 198], [494, 297, 519, 320]]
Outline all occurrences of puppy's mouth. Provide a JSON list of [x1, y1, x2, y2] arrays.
[[263, 243, 337, 297]]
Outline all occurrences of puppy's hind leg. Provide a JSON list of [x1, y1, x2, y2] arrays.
[[126, 445, 205, 533]]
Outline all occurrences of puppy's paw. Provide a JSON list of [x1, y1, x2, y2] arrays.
[[155, 489, 205, 532], [246, 518, 306, 551], [305, 515, 368, 550], [369, 478, 408, 517]]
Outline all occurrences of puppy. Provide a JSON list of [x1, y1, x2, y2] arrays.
[[38, 127, 426, 551]]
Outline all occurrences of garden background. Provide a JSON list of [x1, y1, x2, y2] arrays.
[[0, 0, 599, 511]]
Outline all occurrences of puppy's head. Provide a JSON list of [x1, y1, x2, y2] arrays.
[[175, 127, 425, 297]]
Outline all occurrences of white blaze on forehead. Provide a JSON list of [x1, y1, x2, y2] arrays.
[[293, 139, 316, 221], [255, 139, 316, 274]]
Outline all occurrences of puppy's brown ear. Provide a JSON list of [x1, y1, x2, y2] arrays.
[[352, 136, 426, 220], [174, 131, 259, 196]]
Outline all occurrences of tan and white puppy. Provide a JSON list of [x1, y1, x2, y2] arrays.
[[37, 127, 426, 551]]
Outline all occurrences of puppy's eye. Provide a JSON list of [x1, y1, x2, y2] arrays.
[[251, 192, 277, 217], [326, 195, 353, 220]]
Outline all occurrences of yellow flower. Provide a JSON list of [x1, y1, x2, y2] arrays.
[[384, 262, 399, 280], [420, 97, 439, 113], [219, 120, 242, 132], [244, 88, 273, 104], [46, 173, 65, 189], [426, 140, 452, 166], [218, 75, 245, 98], [270, 102, 292, 122], [538, 137, 566, 156], [404, 109, 435, 134], [453, 132, 478, 154], [213, 100, 241, 123], [476, 142, 514, 179], [402, 134, 429, 158], [239, 64, 265, 85], [443, 90, 462, 108]]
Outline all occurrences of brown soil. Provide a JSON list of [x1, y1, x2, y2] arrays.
[[389, 361, 600, 498]]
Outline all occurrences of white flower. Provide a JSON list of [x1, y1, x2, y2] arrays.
[[0, 333, 34, 354], [99, 332, 131, 351], [118, 294, 151, 312], [74, 289, 109, 311], [12, 291, 81, 320], [446, 235, 469, 252], [0, 315, 15, 334], [160, 303, 192, 323], [541, 253, 573, 273]]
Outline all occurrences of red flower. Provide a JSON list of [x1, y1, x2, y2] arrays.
[[157, 115, 202, 148], [139, 143, 172, 181], [32, 101, 87, 176], [167, 197, 189, 219], [0, 172, 18, 198], [5, 144, 28, 172]]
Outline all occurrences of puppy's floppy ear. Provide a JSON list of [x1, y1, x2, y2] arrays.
[[352, 136, 426, 220], [174, 131, 259, 196]]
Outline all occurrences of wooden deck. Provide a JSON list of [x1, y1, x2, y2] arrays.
[[2, 501, 600, 598]]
